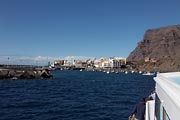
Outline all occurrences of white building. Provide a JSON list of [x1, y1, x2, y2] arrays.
[[94, 59, 101, 68], [112, 59, 121, 68], [101, 57, 122, 68], [63, 60, 75, 66], [114, 57, 126, 65], [103, 60, 112, 68]]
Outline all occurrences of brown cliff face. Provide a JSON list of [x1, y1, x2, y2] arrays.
[[127, 25, 180, 72]]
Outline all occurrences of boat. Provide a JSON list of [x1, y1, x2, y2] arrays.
[[145, 72, 180, 120], [142, 72, 155, 76], [106, 71, 110, 74], [11, 77, 18, 80]]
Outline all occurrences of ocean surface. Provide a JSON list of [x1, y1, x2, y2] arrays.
[[0, 70, 155, 120]]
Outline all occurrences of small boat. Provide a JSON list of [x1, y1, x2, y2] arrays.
[[11, 77, 18, 80], [142, 72, 154, 76], [106, 71, 110, 74], [125, 71, 128, 74]]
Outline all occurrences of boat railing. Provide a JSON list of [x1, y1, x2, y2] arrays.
[[155, 73, 180, 110], [145, 100, 155, 120], [154, 73, 180, 120]]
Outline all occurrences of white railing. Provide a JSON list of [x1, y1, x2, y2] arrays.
[[155, 73, 180, 110], [154, 72, 180, 120], [146, 100, 155, 120]]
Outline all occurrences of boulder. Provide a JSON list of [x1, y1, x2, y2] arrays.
[[19, 71, 35, 79], [0, 70, 9, 79]]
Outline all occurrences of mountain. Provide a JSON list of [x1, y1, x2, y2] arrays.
[[127, 25, 180, 72]]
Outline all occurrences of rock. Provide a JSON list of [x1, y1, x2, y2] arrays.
[[0, 67, 53, 80], [40, 70, 53, 78], [19, 71, 36, 79], [0, 70, 9, 79], [8, 70, 16, 78]]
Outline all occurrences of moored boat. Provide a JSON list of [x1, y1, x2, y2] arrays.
[[142, 72, 155, 76]]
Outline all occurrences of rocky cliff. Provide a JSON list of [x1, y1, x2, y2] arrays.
[[127, 25, 180, 72]]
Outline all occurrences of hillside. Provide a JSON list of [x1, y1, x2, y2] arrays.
[[127, 25, 180, 72]]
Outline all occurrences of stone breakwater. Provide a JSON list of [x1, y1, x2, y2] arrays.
[[0, 66, 53, 79]]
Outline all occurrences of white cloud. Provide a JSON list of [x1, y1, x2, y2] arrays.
[[64, 56, 95, 61], [0, 55, 58, 66], [0, 55, 95, 66]]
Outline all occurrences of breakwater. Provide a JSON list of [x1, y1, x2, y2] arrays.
[[0, 65, 52, 79]]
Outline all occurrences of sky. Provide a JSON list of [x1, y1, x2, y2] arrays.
[[0, 0, 180, 64]]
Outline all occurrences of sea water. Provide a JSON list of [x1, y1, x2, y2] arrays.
[[0, 70, 155, 120]]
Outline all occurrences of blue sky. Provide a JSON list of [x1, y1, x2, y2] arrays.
[[0, 0, 180, 59]]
